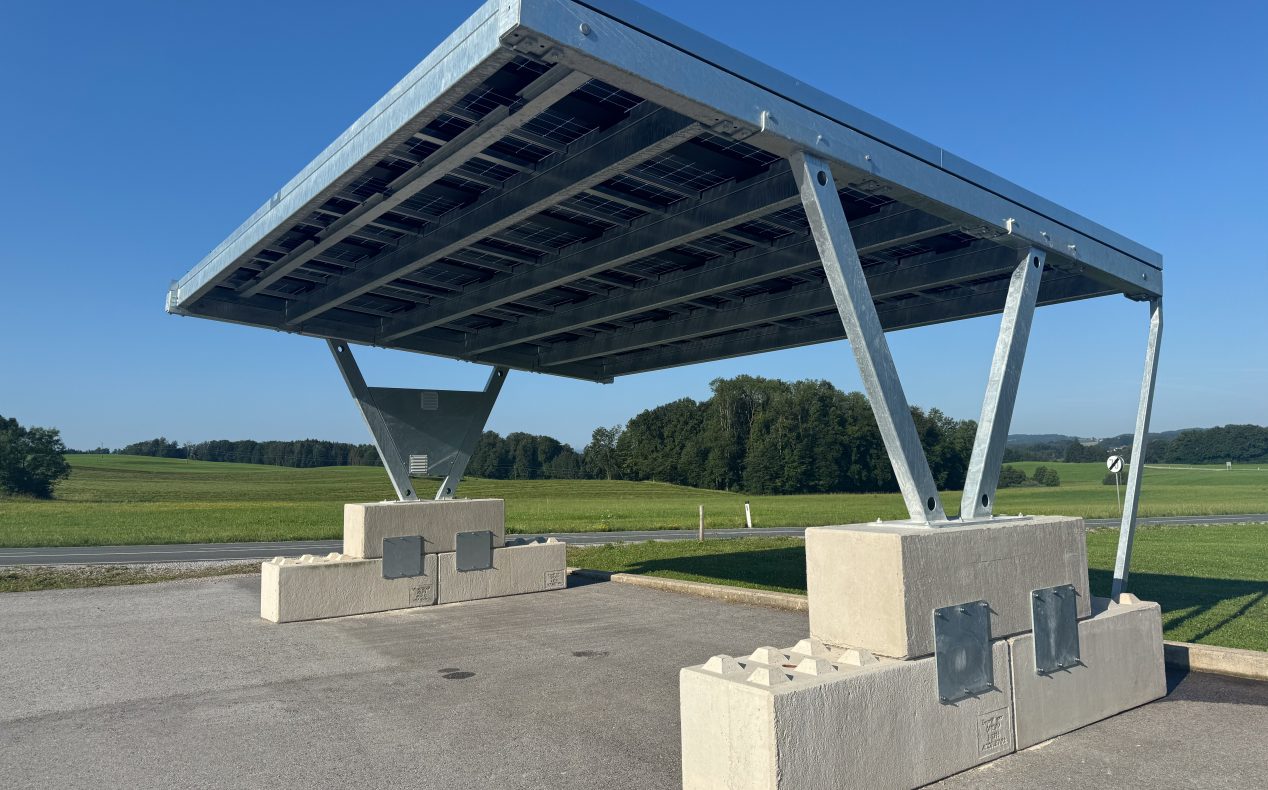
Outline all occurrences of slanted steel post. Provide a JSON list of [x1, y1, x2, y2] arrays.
[[1112, 298, 1163, 598], [961, 249, 1046, 519], [329, 339, 419, 501], [790, 152, 947, 523], [434, 365, 507, 500], [328, 339, 508, 502]]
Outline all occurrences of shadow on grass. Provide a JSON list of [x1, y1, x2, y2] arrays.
[[1089, 568, 1267, 645], [618, 547, 807, 594]]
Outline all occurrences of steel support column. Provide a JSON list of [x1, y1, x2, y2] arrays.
[[328, 339, 507, 501], [1112, 298, 1163, 598], [790, 152, 946, 523], [961, 248, 1046, 518]]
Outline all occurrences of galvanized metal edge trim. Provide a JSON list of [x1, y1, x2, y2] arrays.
[[173, 0, 511, 305], [566, 0, 1161, 269], [516, 0, 1161, 299]]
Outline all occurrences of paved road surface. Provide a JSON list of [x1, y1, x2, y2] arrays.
[[0, 574, 1263, 789], [1, 513, 1264, 565]]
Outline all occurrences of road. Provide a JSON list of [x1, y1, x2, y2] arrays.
[[1, 574, 1264, 789], [1, 513, 1264, 565]]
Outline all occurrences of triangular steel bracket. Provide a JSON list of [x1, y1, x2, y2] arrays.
[[328, 339, 507, 501]]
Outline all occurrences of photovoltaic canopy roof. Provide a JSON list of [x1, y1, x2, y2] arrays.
[[168, 0, 1162, 383]]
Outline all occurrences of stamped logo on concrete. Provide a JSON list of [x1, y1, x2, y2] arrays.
[[977, 708, 1011, 755], [544, 570, 565, 588], [409, 582, 433, 605]]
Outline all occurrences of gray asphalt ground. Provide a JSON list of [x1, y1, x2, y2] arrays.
[[1, 575, 1265, 789], [2, 513, 1264, 565]]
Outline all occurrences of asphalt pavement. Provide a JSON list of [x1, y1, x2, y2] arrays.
[[1, 513, 1264, 565], [0, 573, 1263, 789]]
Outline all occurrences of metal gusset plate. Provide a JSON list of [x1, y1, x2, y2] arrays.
[[382, 535, 424, 579], [933, 600, 993, 704], [455, 530, 494, 572], [1031, 584, 1081, 674]]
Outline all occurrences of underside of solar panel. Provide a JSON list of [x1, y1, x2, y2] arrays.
[[168, 0, 1162, 383]]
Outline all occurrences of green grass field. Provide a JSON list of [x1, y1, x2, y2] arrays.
[[0, 454, 1265, 547], [566, 524, 1268, 652]]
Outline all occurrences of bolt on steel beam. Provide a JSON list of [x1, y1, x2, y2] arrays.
[[790, 151, 946, 524]]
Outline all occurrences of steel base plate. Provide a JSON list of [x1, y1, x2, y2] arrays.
[[382, 535, 424, 579], [455, 530, 494, 572], [1031, 583, 1081, 674], [933, 600, 994, 704]]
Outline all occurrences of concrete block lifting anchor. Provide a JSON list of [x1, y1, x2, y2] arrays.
[[328, 339, 507, 501]]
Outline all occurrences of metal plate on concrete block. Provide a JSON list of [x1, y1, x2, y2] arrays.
[[1031, 584, 1081, 674], [455, 530, 494, 572], [382, 535, 423, 579], [933, 600, 993, 703]]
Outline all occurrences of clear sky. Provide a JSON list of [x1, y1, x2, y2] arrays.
[[1, 0, 1264, 451]]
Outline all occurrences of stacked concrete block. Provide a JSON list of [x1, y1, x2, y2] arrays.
[[680, 638, 1015, 790], [343, 498, 505, 557], [261, 553, 436, 623], [682, 515, 1168, 789], [806, 516, 1089, 658], [437, 538, 567, 604], [262, 499, 568, 623], [1009, 596, 1166, 748]]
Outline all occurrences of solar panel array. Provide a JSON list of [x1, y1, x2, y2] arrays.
[[170, 4, 1157, 383]]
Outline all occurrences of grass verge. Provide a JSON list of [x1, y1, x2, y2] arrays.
[[566, 523, 1268, 652], [2, 455, 1266, 547], [0, 563, 260, 593]]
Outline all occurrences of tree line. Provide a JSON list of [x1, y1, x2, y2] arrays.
[[87, 379, 1268, 496], [113, 437, 382, 468], [1005, 424, 1268, 466]]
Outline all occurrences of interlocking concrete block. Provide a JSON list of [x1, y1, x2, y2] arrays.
[[260, 552, 436, 623], [436, 538, 566, 604], [680, 638, 1014, 790], [806, 515, 1089, 658], [343, 498, 504, 558], [1010, 596, 1165, 749]]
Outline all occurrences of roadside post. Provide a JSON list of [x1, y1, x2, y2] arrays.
[[745, 501, 753, 529], [1108, 455, 1124, 511], [698, 505, 704, 542]]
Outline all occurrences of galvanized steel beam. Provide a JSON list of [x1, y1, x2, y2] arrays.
[[539, 243, 1023, 366], [791, 150, 946, 524], [1112, 298, 1163, 598], [329, 339, 420, 502], [593, 273, 1108, 378], [463, 203, 956, 355], [239, 69, 591, 298], [960, 248, 1046, 519], [378, 168, 803, 342], [282, 106, 703, 326]]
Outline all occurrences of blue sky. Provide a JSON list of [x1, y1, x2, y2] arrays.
[[1, 0, 1264, 451]]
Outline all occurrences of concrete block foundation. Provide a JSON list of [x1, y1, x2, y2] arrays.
[[680, 639, 1015, 790], [1010, 596, 1166, 749], [261, 553, 437, 623], [343, 498, 505, 558], [806, 516, 1089, 658], [437, 539, 567, 604]]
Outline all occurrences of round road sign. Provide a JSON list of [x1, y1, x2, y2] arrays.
[[1107, 455, 1124, 474]]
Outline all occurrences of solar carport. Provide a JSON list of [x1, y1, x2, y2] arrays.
[[168, 0, 1162, 595]]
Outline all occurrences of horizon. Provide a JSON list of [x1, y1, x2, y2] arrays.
[[3, 0, 1266, 451]]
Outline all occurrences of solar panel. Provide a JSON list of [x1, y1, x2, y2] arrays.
[[167, 0, 1161, 384]]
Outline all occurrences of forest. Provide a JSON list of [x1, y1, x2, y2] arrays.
[[103, 376, 1268, 495]]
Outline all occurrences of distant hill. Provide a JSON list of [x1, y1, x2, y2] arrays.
[[1008, 430, 1190, 448]]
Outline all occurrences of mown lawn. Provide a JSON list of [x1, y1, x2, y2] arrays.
[[0, 455, 1265, 547], [566, 522, 1268, 652]]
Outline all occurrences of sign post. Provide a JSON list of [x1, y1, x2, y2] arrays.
[[1107, 455, 1124, 512]]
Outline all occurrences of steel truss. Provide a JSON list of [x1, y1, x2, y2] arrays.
[[329, 339, 507, 501]]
